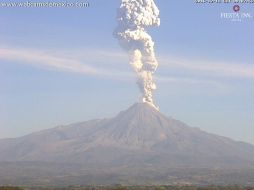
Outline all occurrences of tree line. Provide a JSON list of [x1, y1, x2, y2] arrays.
[[0, 185, 254, 190]]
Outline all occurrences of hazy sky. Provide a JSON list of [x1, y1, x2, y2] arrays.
[[1, 0, 254, 144]]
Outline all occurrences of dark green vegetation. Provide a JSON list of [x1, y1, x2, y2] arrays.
[[0, 187, 23, 190], [50, 186, 254, 190], [0, 162, 254, 186], [1, 185, 254, 190]]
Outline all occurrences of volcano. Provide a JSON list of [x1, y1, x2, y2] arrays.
[[0, 103, 254, 185]]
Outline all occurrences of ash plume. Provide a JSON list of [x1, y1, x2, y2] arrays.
[[114, 0, 160, 109]]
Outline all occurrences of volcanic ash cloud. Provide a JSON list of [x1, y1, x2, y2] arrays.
[[114, 0, 160, 109]]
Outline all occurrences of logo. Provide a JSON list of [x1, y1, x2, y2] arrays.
[[220, 5, 253, 22], [233, 5, 240, 12]]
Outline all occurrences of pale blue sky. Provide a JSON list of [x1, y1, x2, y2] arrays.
[[0, 0, 254, 144]]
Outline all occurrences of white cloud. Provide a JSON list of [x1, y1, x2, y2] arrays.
[[0, 47, 135, 80], [156, 75, 222, 86], [0, 47, 100, 75], [159, 56, 254, 79], [0, 46, 253, 90]]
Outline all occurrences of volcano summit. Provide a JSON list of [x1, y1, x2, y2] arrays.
[[0, 103, 254, 185]]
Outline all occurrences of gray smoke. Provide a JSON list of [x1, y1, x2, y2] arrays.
[[114, 0, 160, 109]]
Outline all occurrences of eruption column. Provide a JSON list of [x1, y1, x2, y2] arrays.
[[114, 0, 160, 109]]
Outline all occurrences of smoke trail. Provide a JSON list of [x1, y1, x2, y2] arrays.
[[114, 0, 160, 109]]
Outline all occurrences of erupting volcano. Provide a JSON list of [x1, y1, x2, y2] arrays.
[[114, 0, 160, 109]]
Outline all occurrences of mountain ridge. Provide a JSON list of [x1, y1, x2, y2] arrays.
[[0, 102, 254, 185]]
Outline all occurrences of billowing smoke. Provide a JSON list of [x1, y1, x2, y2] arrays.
[[114, 0, 160, 109]]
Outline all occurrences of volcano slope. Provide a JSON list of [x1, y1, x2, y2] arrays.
[[0, 103, 254, 185]]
